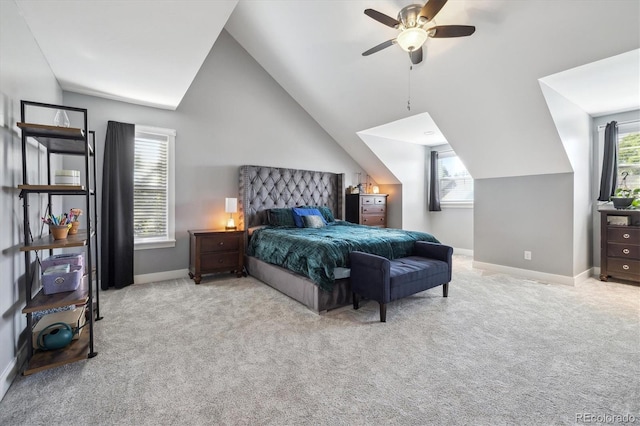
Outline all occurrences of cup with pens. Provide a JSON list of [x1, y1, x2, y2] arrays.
[[42, 214, 72, 240]]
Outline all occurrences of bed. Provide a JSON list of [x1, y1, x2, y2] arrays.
[[238, 165, 439, 313]]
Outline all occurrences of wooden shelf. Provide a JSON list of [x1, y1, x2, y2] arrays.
[[18, 185, 86, 197], [17, 122, 91, 155], [23, 331, 90, 376], [20, 230, 91, 252], [22, 275, 88, 314]]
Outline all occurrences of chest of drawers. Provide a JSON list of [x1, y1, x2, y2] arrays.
[[188, 229, 244, 284], [599, 209, 640, 283], [345, 194, 388, 228]]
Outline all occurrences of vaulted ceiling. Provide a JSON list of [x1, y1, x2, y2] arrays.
[[14, 0, 640, 183]]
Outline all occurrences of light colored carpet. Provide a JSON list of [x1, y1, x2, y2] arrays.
[[1, 255, 638, 425]]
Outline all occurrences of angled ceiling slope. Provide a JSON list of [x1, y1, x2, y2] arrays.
[[227, 1, 640, 181], [15, 0, 238, 110]]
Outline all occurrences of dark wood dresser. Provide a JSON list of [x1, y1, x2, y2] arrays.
[[188, 229, 244, 284], [345, 194, 388, 228], [599, 208, 640, 283]]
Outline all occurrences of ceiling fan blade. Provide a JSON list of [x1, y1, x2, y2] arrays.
[[364, 9, 400, 28], [419, 0, 448, 22], [362, 39, 395, 56], [409, 47, 423, 65], [430, 25, 476, 38]]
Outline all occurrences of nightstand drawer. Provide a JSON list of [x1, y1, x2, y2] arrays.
[[201, 252, 241, 271], [607, 227, 640, 244], [201, 234, 240, 253], [361, 214, 386, 227], [607, 258, 640, 276], [607, 243, 640, 260]]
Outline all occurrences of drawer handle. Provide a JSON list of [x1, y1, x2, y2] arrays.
[[379, 218, 384, 222], [623, 248, 630, 255], [218, 242, 224, 246], [623, 233, 630, 239], [363, 218, 367, 222], [623, 264, 630, 270], [218, 259, 224, 263], [363, 208, 368, 212]]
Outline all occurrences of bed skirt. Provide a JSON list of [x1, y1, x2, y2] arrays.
[[245, 255, 352, 313]]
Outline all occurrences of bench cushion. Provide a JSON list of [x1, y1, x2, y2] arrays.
[[389, 256, 449, 300]]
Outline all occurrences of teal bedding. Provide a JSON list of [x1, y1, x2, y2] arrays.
[[247, 221, 440, 291]]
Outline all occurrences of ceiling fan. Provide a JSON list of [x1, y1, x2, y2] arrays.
[[362, 0, 475, 65]]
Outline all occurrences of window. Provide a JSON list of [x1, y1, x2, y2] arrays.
[[618, 125, 640, 190], [437, 151, 473, 205], [134, 125, 176, 249]]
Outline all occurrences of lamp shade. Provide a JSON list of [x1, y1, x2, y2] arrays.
[[396, 27, 428, 52], [225, 197, 238, 213]]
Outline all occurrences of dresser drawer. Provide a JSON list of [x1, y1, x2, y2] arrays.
[[201, 252, 241, 271], [607, 227, 640, 244], [607, 243, 640, 260], [201, 234, 240, 253], [360, 196, 386, 205], [362, 205, 386, 215], [361, 214, 386, 227], [607, 258, 640, 276]]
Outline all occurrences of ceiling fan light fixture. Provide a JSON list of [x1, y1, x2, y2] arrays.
[[396, 27, 428, 52]]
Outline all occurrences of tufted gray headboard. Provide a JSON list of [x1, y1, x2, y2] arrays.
[[239, 165, 344, 230]]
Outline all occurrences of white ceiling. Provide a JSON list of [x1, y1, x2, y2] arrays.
[[14, 0, 640, 181], [539, 49, 640, 117], [15, 0, 238, 110]]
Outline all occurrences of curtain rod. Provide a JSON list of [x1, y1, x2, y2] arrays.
[[597, 119, 640, 130]]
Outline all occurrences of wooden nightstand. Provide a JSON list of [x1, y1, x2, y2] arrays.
[[188, 229, 245, 284]]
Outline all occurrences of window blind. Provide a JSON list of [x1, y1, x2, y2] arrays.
[[438, 151, 474, 202], [134, 130, 168, 239]]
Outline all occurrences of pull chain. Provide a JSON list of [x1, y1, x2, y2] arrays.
[[407, 64, 413, 111]]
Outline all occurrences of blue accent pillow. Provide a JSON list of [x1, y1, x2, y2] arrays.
[[292, 208, 327, 228]]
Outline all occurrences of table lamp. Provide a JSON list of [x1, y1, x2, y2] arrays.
[[225, 197, 237, 230]]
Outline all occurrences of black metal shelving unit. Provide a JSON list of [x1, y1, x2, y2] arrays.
[[18, 100, 101, 375]]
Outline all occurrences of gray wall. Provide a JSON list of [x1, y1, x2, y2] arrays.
[[539, 82, 593, 276], [0, 0, 63, 399], [474, 173, 575, 276], [64, 30, 365, 276]]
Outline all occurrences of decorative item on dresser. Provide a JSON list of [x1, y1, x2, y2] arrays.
[[345, 193, 388, 227], [599, 207, 640, 283], [188, 230, 245, 284]]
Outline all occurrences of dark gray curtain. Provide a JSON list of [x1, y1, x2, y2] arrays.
[[101, 121, 135, 289], [428, 151, 441, 211], [598, 121, 618, 201]]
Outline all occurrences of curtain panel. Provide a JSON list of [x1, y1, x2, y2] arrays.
[[101, 121, 135, 289], [598, 121, 618, 201], [428, 151, 441, 211]]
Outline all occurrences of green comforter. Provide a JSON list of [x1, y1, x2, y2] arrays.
[[247, 221, 440, 291]]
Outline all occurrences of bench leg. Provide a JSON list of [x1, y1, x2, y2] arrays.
[[353, 292, 360, 310], [379, 303, 386, 322], [443, 283, 449, 298]]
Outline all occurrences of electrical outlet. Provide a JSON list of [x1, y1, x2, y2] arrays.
[[524, 251, 532, 260]]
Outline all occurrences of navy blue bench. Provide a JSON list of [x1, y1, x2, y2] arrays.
[[349, 241, 453, 322]]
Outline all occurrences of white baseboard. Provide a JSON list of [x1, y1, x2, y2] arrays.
[[471, 261, 591, 286], [1, 342, 27, 402], [134, 269, 189, 284], [453, 248, 473, 257]]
